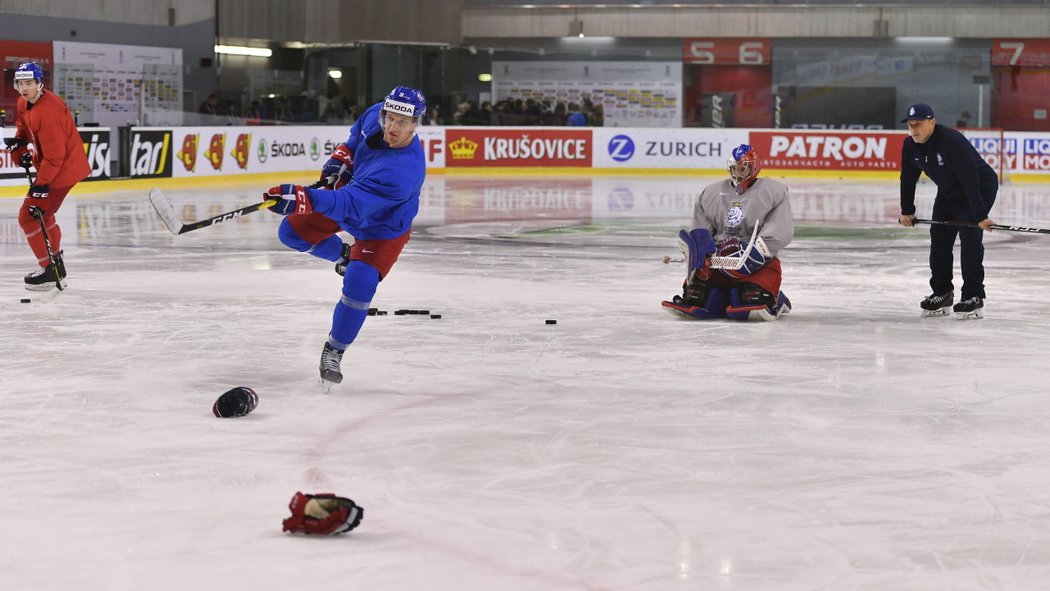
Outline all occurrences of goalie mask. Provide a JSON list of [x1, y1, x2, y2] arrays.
[[728, 144, 761, 195]]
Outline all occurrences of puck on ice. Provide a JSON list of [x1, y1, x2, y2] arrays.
[[545, 319, 557, 325], [430, 314, 441, 319], [20, 298, 31, 303], [212, 386, 259, 418]]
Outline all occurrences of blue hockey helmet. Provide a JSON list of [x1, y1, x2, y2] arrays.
[[14, 62, 44, 86], [382, 85, 426, 120]]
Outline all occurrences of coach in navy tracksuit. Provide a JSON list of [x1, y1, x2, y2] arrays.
[[898, 103, 999, 316]]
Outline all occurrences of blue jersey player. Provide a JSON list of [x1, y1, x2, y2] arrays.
[[264, 86, 427, 390]]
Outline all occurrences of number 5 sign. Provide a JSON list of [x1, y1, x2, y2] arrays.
[[682, 38, 771, 65]]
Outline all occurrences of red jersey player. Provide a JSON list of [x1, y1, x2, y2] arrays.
[[6, 62, 90, 290]]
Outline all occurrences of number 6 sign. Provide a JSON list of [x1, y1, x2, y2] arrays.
[[683, 38, 771, 65]]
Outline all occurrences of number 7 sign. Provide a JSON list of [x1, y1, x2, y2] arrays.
[[992, 39, 1050, 67]]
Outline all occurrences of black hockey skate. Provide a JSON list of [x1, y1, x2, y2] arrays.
[[319, 342, 345, 393], [24, 251, 66, 291], [953, 297, 984, 320], [919, 292, 952, 318], [334, 242, 351, 276]]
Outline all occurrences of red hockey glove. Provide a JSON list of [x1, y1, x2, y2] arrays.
[[28, 184, 49, 199], [282, 492, 363, 535], [264, 184, 311, 215], [321, 144, 354, 189]]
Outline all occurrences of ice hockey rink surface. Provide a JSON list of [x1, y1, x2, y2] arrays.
[[2, 173, 1050, 590]]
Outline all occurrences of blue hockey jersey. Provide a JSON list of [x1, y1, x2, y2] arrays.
[[306, 102, 426, 240]]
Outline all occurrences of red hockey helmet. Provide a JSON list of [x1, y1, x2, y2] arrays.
[[728, 144, 761, 193]]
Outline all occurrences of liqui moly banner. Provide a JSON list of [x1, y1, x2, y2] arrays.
[[444, 129, 592, 167], [749, 130, 906, 171], [1014, 133, 1050, 173]]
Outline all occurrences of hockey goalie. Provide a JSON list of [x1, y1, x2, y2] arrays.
[[662, 144, 794, 321]]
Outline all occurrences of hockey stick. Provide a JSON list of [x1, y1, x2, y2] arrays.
[[149, 176, 335, 235], [22, 162, 64, 291], [914, 219, 1050, 235], [663, 222, 761, 270]]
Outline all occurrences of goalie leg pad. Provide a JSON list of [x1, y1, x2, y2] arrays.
[[726, 285, 791, 321], [282, 492, 363, 535], [661, 284, 727, 319], [726, 283, 775, 321]]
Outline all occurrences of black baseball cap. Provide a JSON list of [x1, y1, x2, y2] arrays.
[[901, 103, 935, 123]]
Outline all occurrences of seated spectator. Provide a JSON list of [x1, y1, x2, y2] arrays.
[[199, 93, 219, 115], [567, 102, 588, 126]]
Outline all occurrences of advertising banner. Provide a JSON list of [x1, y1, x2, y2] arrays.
[[80, 128, 111, 181], [53, 41, 183, 128], [417, 127, 445, 169], [593, 128, 747, 169], [748, 130, 906, 171], [444, 128, 592, 168], [1016, 133, 1050, 173], [0, 127, 109, 185], [492, 61, 682, 128], [127, 128, 174, 178], [166, 126, 349, 178]]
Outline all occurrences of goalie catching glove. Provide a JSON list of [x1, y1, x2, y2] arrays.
[[282, 492, 363, 536], [264, 184, 312, 215]]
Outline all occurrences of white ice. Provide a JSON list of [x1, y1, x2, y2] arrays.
[[2, 174, 1050, 590]]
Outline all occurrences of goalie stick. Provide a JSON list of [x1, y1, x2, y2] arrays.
[[914, 219, 1050, 235], [149, 176, 335, 235], [663, 222, 762, 270]]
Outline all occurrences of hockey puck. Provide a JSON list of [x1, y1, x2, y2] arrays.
[[377, 310, 388, 316], [545, 319, 557, 325], [394, 309, 408, 316], [20, 298, 31, 304], [419, 310, 430, 315], [430, 314, 441, 319]]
